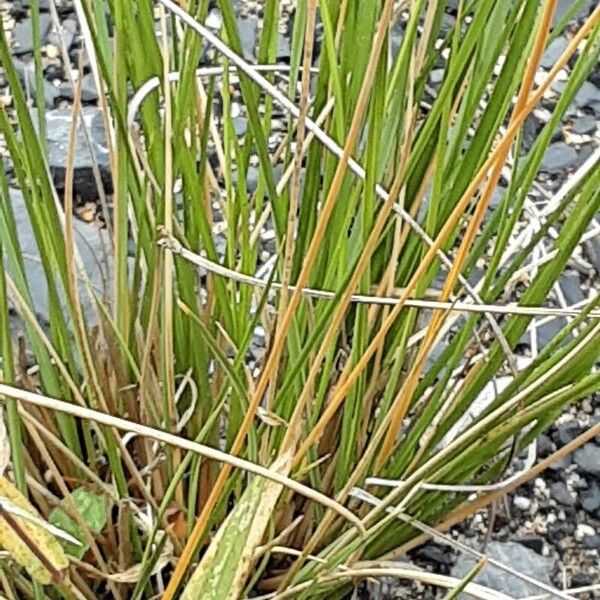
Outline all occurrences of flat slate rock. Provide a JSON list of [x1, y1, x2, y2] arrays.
[[451, 541, 555, 598], [12, 13, 53, 55], [540, 142, 579, 173], [4, 187, 112, 326], [14, 58, 60, 107], [541, 36, 568, 69], [574, 81, 600, 112], [33, 107, 113, 201], [571, 114, 597, 135]]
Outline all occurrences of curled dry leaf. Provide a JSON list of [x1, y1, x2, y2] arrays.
[[0, 476, 69, 584]]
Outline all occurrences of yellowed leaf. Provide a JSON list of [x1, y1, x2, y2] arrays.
[[0, 476, 69, 584], [181, 452, 293, 600]]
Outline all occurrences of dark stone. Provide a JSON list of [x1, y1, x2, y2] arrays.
[[583, 534, 600, 550], [522, 114, 542, 151], [513, 535, 544, 555], [12, 13, 53, 55], [9, 2, 28, 19], [574, 81, 600, 112], [44, 63, 65, 82], [451, 541, 555, 599], [571, 114, 597, 135], [550, 481, 575, 506], [413, 544, 454, 567], [36, 107, 113, 201], [553, 421, 584, 446], [580, 481, 600, 514], [541, 36, 568, 69], [541, 142, 579, 173], [574, 444, 600, 477], [571, 573, 594, 587], [537, 434, 555, 457], [547, 521, 575, 542]]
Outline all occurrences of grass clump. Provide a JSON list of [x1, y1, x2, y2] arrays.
[[0, 0, 599, 598]]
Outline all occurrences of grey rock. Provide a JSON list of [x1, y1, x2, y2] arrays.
[[575, 143, 594, 167], [80, 73, 99, 101], [550, 481, 575, 506], [277, 34, 291, 61], [9, 2, 28, 19], [541, 37, 568, 69], [18, 0, 52, 9], [554, 421, 584, 446], [12, 14, 53, 55], [548, 454, 572, 471], [551, 79, 567, 96], [439, 14, 456, 36], [451, 541, 555, 598], [583, 534, 600, 550], [574, 81, 600, 112], [580, 481, 600, 514], [245, 166, 259, 194], [540, 142, 579, 173], [58, 73, 99, 102], [36, 107, 113, 201], [390, 22, 404, 58], [522, 115, 541, 152], [430, 68, 445, 85], [13, 58, 59, 107], [233, 116, 248, 137], [553, 0, 596, 25], [4, 188, 112, 325], [238, 18, 258, 60], [528, 317, 568, 349], [571, 114, 597, 135], [583, 237, 600, 273], [44, 62, 64, 82], [48, 18, 78, 51], [574, 444, 600, 477], [559, 273, 585, 305]]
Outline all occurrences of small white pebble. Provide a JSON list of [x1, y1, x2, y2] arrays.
[[513, 496, 531, 511], [206, 9, 223, 30], [575, 524, 595, 541], [44, 44, 60, 59]]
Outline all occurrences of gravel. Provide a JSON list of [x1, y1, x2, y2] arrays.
[[451, 541, 556, 599]]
